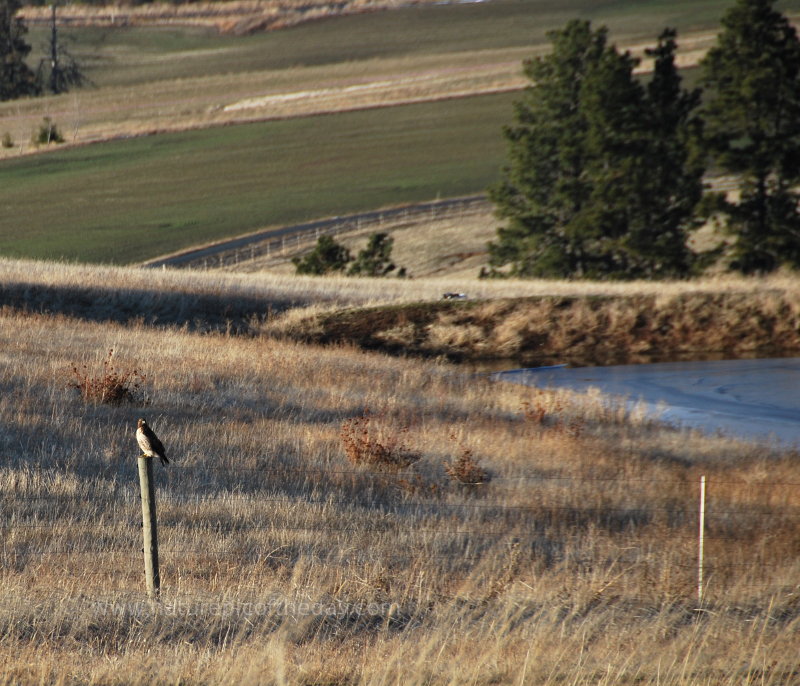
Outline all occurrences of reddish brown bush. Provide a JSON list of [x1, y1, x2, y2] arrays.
[[444, 437, 490, 485], [340, 408, 421, 470], [68, 349, 146, 405]]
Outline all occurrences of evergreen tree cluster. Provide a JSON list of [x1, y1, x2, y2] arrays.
[[292, 232, 404, 277], [489, 0, 800, 278], [0, 0, 39, 101]]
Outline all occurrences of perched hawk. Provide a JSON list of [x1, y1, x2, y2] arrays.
[[136, 418, 169, 465]]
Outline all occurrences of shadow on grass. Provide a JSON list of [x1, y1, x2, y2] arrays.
[[0, 280, 303, 334]]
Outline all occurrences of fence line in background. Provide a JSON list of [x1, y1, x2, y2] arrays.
[[5, 486, 799, 517], [0, 524, 781, 544], [4, 501, 798, 521], [136, 175, 745, 270], [4, 546, 791, 572], [142, 195, 490, 270]]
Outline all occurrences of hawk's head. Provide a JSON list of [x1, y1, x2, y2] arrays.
[[137, 418, 147, 429]]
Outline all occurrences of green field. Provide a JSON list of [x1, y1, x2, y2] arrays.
[[0, 93, 514, 263]]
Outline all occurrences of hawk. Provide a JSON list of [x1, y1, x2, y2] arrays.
[[136, 418, 169, 465]]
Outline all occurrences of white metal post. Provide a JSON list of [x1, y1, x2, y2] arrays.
[[698, 475, 706, 603]]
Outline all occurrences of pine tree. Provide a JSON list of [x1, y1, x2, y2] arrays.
[[0, 0, 40, 101], [347, 232, 398, 276], [701, 0, 800, 273], [625, 29, 705, 277], [573, 39, 649, 277], [487, 20, 607, 278], [488, 21, 702, 279]]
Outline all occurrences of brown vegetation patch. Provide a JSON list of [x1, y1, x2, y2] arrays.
[[340, 407, 421, 470], [68, 348, 147, 405], [313, 302, 447, 354]]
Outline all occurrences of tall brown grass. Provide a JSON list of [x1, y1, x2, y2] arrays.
[[6, 255, 800, 317], [0, 288, 798, 684]]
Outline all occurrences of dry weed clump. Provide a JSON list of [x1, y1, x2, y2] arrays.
[[444, 435, 490, 486], [68, 349, 146, 406], [521, 388, 565, 425], [340, 407, 421, 470]]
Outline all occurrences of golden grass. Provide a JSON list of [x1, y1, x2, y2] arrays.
[[3, 256, 800, 363], [0, 268, 798, 683], [6, 255, 800, 308], [0, 49, 529, 159], [0, 46, 523, 163]]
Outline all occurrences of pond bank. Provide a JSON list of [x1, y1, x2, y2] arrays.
[[287, 291, 800, 365]]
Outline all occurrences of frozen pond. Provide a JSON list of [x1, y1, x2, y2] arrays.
[[494, 358, 800, 448]]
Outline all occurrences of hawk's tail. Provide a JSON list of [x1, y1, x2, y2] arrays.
[[160, 455, 170, 465]]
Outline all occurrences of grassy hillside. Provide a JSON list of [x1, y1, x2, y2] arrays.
[[0, 269, 798, 684], [2, 257, 800, 364], [28, 0, 773, 88], [9, 0, 748, 151], [3, 0, 800, 265]]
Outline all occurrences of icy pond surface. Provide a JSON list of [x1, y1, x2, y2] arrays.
[[494, 358, 800, 448]]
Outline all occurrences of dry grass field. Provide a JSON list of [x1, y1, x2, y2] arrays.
[[0, 50, 527, 158], [0, 258, 799, 684], [5, 254, 800, 325]]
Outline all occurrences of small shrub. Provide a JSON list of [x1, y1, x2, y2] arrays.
[[340, 407, 420, 470], [444, 436, 490, 485], [522, 391, 586, 438], [32, 117, 64, 146], [1, 132, 13, 149], [68, 349, 146, 405]]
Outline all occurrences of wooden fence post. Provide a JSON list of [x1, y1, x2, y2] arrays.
[[138, 456, 161, 599]]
